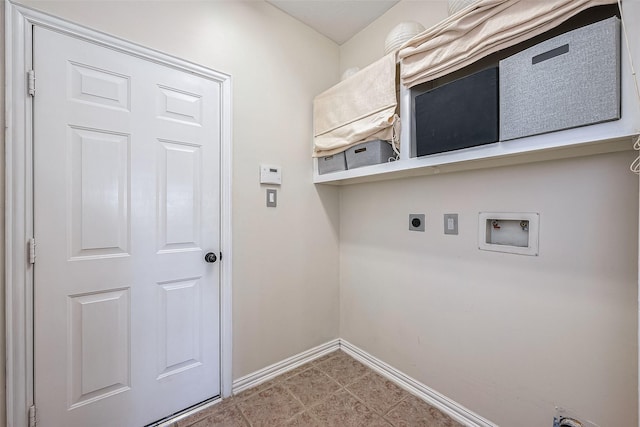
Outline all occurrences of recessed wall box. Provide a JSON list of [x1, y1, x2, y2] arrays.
[[260, 164, 282, 185], [317, 152, 347, 175], [500, 17, 621, 141], [478, 212, 539, 256]]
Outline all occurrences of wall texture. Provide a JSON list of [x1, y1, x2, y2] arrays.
[[338, 2, 639, 426], [340, 152, 638, 426], [9, 0, 341, 386], [339, 0, 448, 74]]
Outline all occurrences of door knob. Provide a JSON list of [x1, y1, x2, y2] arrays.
[[204, 252, 218, 263]]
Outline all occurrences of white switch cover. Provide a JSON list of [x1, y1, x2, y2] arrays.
[[444, 213, 458, 235], [266, 189, 277, 207], [260, 164, 282, 185]]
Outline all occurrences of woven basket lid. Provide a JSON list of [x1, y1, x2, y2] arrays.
[[384, 21, 426, 55], [448, 0, 479, 16]]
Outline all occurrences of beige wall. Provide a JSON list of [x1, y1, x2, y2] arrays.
[[339, 152, 638, 426], [339, 0, 448, 73], [338, 2, 639, 426], [3, 0, 639, 426], [7, 0, 341, 387]]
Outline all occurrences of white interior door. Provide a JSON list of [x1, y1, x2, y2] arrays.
[[33, 26, 221, 427]]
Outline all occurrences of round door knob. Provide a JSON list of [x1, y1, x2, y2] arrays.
[[204, 252, 218, 263]]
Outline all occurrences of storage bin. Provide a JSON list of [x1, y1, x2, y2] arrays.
[[415, 67, 499, 156], [317, 152, 347, 175], [500, 16, 620, 141], [345, 140, 395, 169]]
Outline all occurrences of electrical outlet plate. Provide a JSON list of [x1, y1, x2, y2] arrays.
[[554, 407, 600, 427], [409, 214, 425, 232]]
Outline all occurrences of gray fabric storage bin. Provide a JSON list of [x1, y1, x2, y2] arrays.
[[317, 152, 347, 174], [500, 16, 620, 141], [345, 140, 395, 169]]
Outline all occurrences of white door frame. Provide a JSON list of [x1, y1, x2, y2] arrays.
[[4, 2, 233, 426]]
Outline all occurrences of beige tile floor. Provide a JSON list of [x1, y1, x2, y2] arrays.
[[171, 350, 463, 427]]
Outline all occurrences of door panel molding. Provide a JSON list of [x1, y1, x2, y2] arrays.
[[5, 3, 233, 426]]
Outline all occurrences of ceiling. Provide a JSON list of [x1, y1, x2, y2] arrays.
[[266, 0, 400, 45]]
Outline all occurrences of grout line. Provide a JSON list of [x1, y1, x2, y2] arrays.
[[382, 394, 409, 417], [342, 386, 396, 426], [234, 402, 253, 427], [313, 367, 343, 388], [181, 344, 469, 427], [383, 414, 397, 427], [180, 348, 461, 427], [305, 409, 325, 425], [339, 359, 410, 423], [303, 385, 347, 413], [343, 386, 367, 406], [284, 367, 346, 416], [284, 364, 313, 379], [340, 339, 490, 426], [232, 340, 341, 396], [282, 383, 307, 420], [234, 379, 279, 402]]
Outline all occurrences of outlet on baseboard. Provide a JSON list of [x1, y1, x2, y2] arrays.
[[554, 407, 600, 427]]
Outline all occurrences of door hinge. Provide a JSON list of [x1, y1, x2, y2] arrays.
[[28, 238, 36, 264], [27, 70, 36, 97], [28, 405, 36, 427]]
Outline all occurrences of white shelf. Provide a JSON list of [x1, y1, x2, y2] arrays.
[[314, 75, 639, 185], [313, 7, 640, 186], [313, 134, 636, 185]]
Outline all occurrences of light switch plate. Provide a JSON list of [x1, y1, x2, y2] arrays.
[[444, 214, 458, 235], [260, 164, 282, 185], [266, 189, 277, 207]]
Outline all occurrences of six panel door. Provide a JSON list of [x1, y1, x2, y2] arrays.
[[33, 26, 221, 427]]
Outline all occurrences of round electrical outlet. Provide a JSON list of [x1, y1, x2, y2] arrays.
[[409, 214, 425, 232]]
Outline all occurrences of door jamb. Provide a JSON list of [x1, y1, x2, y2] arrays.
[[5, 3, 234, 426]]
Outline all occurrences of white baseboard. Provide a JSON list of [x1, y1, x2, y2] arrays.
[[232, 338, 496, 427], [232, 339, 340, 394], [339, 339, 498, 427]]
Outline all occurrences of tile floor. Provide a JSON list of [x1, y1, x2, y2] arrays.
[[171, 350, 463, 427]]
